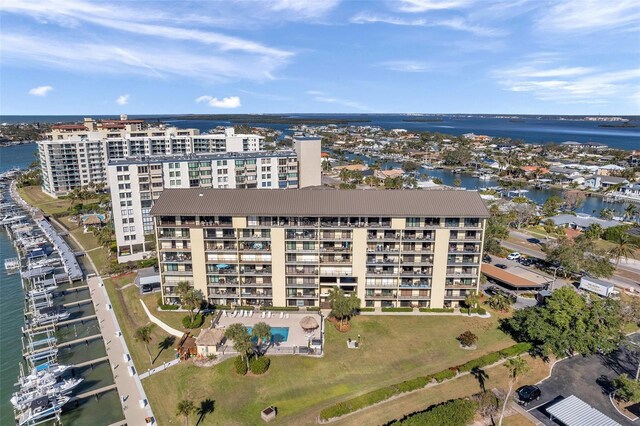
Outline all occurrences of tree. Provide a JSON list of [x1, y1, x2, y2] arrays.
[[432, 177, 443, 185], [453, 177, 462, 187], [487, 294, 511, 312], [328, 286, 361, 330], [543, 219, 556, 241], [600, 208, 615, 220], [364, 175, 380, 187], [608, 234, 640, 267], [402, 160, 420, 173], [612, 374, 640, 402], [625, 204, 639, 222], [180, 289, 204, 324], [620, 295, 640, 325], [583, 223, 603, 241], [563, 190, 585, 212], [321, 160, 332, 172], [457, 331, 478, 347], [176, 281, 191, 298], [545, 236, 614, 278], [504, 201, 537, 229], [176, 399, 195, 426], [135, 325, 154, 365], [504, 287, 623, 357], [463, 291, 480, 315], [251, 322, 271, 354], [484, 206, 510, 256], [498, 357, 529, 426], [225, 323, 253, 371]]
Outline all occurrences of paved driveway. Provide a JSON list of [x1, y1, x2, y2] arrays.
[[525, 336, 640, 425]]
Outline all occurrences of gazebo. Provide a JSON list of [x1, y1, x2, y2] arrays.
[[299, 316, 319, 332]]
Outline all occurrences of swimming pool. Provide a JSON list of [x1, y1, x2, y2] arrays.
[[247, 326, 289, 343], [81, 213, 106, 221]]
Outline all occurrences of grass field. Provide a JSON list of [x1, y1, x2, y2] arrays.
[[336, 354, 548, 426], [143, 314, 516, 425], [104, 274, 177, 371]]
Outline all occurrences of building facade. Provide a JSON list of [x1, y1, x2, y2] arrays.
[[108, 151, 301, 262], [38, 117, 265, 197], [150, 189, 489, 309]]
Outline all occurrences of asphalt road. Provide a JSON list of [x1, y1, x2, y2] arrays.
[[525, 335, 640, 425]]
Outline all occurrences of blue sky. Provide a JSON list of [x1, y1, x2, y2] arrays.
[[1, 0, 639, 115]]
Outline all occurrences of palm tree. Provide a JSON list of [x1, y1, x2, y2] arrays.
[[498, 357, 529, 426], [135, 325, 154, 365], [225, 323, 254, 370], [176, 399, 195, 426], [251, 322, 272, 354], [583, 223, 603, 241], [176, 281, 191, 298], [487, 294, 511, 312], [463, 291, 480, 316], [609, 234, 640, 267], [181, 289, 204, 325], [625, 204, 639, 222]]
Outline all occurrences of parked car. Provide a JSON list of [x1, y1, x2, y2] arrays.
[[507, 252, 521, 261], [495, 264, 508, 270], [516, 385, 541, 406], [483, 254, 492, 264], [519, 258, 533, 267], [141, 284, 153, 293]]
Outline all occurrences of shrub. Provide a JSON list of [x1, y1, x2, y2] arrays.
[[160, 304, 179, 311], [234, 356, 247, 375], [458, 352, 502, 372], [603, 225, 634, 242], [432, 369, 457, 383], [267, 306, 299, 311], [391, 398, 479, 425], [419, 308, 455, 313], [613, 374, 640, 402], [214, 305, 233, 310], [306, 306, 321, 311], [498, 342, 532, 358], [182, 313, 204, 329], [320, 387, 397, 420], [394, 376, 430, 393], [359, 307, 375, 312], [457, 331, 478, 347], [476, 307, 486, 315], [250, 356, 271, 375], [381, 307, 413, 312]]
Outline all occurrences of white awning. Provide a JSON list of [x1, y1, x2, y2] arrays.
[[546, 395, 621, 426]]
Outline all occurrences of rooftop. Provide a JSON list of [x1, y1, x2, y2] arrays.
[[150, 188, 490, 218]]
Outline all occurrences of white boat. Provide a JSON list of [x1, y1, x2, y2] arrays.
[[16, 394, 70, 426], [11, 377, 83, 411], [4, 257, 20, 271], [478, 174, 495, 181], [29, 306, 70, 327]]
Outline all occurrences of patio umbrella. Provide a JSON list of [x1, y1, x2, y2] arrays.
[[299, 316, 319, 331], [216, 264, 230, 269]]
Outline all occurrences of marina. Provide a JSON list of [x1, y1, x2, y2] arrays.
[[0, 174, 125, 425]]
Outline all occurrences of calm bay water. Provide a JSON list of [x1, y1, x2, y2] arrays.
[[1, 114, 639, 149]]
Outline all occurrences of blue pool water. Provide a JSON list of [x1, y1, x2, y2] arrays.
[[247, 326, 289, 343], [81, 213, 106, 221]]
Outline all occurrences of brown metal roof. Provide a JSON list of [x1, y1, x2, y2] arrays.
[[150, 189, 490, 218], [481, 263, 544, 288]]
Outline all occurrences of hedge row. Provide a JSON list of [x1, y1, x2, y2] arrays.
[[460, 307, 487, 315], [381, 307, 413, 312], [306, 307, 321, 311], [419, 308, 455, 313], [319, 342, 532, 420], [266, 306, 300, 311], [159, 304, 179, 311], [359, 307, 375, 312], [390, 398, 478, 425]]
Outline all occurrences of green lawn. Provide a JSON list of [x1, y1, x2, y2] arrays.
[[18, 186, 72, 215], [104, 274, 177, 372], [143, 314, 515, 425]]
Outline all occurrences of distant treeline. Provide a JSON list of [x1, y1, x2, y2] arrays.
[[402, 118, 443, 122]]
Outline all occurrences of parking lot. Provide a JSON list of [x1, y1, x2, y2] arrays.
[[524, 334, 640, 425]]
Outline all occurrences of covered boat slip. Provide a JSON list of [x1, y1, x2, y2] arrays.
[[36, 219, 83, 281], [546, 395, 621, 426], [481, 263, 550, 290]]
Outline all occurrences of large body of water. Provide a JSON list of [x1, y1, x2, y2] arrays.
[[2, 114, 639, 150]]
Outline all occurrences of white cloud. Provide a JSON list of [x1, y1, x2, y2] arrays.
[[537, 0, 640, 33], [494, 58, 640, 105], [1, 34, 285, 82], [306, 90, 369, 111], [378, 60, 431, 73], [350, 12, 501, 36], [116, 94, 130, 105], [268, 0, 340, 18], [28, 85, 53, 96], [396, 0, 475, 13], [196, 95, 241, 109], [1, 0, 292, 82]]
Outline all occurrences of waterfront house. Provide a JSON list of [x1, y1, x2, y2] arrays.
[[374, 169, 405, 180], [548, 214, 619, 231]]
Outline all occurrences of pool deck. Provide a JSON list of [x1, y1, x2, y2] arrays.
[[215, 311, 323, 353]]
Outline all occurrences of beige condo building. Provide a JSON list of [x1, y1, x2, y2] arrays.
[[151, 189, 489, 309]]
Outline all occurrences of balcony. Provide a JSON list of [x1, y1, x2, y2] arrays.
[[402, 232, 434, 241], [200, 218, 233, 227], [205, 244, 237, 251], [286, 292, 318, 299], [366, 269, 398, 276], [320, 245, 351, 252], [319, 256, 351, 264], [400, 281, 431, 288], [368, 232, 400, 240], [286, 268, 318, 275], [241, 291, 273, 298], [208, 267, 238, 275], [286, 231, 317, 240], [366, 257, 399, 265], [242, 268, 272, 275], [161, 254, 192, 262], [365, 293, 397, 299], [398, 294, 430, 300], [321, 232, 352, 240], [163, 269, 193, 276]]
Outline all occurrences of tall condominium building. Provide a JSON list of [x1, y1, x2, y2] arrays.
[[150, 189, 489, 309], [38, 116, 265, 197], [108, 150, 302, 262]]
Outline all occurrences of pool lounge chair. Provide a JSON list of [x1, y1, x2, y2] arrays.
[[285, 313, 289, 319], [222, 311, 227, 318], [260, 312, 265, 319], [249, 311, 254, 317], [280, 312, 284, 319]]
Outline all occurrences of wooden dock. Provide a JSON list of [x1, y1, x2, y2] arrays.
[[73, 356, 109, 369], [71, 384, 117, 401], [57, 333, 102, 348], [62, 298, 93, 307], [24, 314, 98, 333]]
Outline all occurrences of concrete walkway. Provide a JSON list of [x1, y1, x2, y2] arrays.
[[138, 359, 180, 380], [140, 299, 183, 337], [90, 276, 155, 424]]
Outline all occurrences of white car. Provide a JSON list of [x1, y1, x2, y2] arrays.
[[507, 252, 521, 260]]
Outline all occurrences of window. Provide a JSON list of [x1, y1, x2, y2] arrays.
[[406, 218, 421, 227]]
